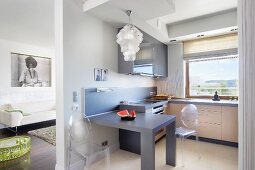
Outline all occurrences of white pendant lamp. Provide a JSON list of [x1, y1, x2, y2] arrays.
[[116, 10, 143, 61]]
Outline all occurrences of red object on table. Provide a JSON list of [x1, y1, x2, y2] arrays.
[[117, 110, 129, 117], [130, 110, 136, 118]]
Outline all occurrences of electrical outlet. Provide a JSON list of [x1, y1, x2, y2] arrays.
[[101, 140, 108, 146], [72, 104, 79, 111]]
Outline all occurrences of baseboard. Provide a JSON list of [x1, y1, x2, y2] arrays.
[[187, 136, 238, 147]]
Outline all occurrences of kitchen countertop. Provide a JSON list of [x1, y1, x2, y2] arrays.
[[169, 98, 238, 107]]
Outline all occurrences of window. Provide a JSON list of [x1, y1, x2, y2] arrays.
[[184, 33, 238, 98], [186, 56, 238, 97]]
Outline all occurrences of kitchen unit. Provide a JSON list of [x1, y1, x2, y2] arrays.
[[165, 99, 238, 144], [118, 29, 168, 77], [119, 100, 168, 153]]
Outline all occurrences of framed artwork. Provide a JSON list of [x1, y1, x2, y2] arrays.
[[94, 68, 102, 81], [94, 68, 108, 81], [101, 69, 108, 81], [11, 53, 52, 87]]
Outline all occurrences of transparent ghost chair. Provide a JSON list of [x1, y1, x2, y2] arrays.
[[175, 104, 199, 166], [68, 111, 110, 170]]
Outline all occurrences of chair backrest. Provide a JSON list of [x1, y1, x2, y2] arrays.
[[181, 104, 199, 129], [68, 111, 93, 150]]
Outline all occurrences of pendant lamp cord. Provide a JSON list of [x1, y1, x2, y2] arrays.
[[126, 10, 132, 25]]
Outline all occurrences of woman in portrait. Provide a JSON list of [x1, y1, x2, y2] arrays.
[[19, 56, 39, 87]]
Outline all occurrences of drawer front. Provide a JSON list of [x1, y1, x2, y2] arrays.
[[197, 105, 222, 124], [198, 122, 221, 140]]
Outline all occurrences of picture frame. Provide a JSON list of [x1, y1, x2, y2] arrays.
[[94, 68, 102, 81], [101, 69, 108, 81], [11, 52, 52, 87], [94, 68, 108, 81]]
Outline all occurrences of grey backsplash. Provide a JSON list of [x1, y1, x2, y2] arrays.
[[84, 87, 157, 116]]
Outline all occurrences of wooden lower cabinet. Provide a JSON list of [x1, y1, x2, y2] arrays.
[[198, 122, 221, 140], [221, 106, 238, 143], [167, 103, 238, 143], [197, 105, 222, 124]]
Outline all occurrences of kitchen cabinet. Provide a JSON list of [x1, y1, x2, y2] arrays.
[[222, 106, 238, 142], [118, 28, 168, 77], [197, 105, 222, 140], [198, 122, 221, 140], [166, 102, 238, 143]]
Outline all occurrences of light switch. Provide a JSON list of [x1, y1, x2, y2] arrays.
[[72, 91, 79, 111], [73, 91, 78, 103]]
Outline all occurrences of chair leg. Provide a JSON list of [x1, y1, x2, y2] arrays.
[[181, 136, 185, 167], [85, 157, 90, 170], [104, 148, 110, 170], [68, 139, 72, 170], [196, 134, 201, 160], [6, 126, 18, 135]]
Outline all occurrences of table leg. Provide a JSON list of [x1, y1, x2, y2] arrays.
[[166, 121, 176, 166], [141, 132, 155, 170]]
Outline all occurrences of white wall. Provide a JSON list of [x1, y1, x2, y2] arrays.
[[156, 43, 185, 97], [0, 0, 54, 48], [168, 9, 237, 38], [0, 39, 55, 106], [56, 0, 155, 169]]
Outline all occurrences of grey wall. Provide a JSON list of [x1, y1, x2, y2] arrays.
[[156, 43, 184, 98], [168, 9, 237, 38]]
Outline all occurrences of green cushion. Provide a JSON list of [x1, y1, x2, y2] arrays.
[[4, 109, 30, 116]]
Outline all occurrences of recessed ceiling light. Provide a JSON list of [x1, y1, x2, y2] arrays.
[[231, 28, 238, 32], [197, 34, 204, 38]]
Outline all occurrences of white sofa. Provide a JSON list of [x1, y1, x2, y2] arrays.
[[0, 101, 56, 128]]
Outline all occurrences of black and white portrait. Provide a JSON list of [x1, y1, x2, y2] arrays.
[[11, 53, 51, 87], [94, 68, 102, 81], [101, 69, 108, 81]]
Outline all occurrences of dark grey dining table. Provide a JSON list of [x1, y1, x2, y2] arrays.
[[89, 111, 176, 170]]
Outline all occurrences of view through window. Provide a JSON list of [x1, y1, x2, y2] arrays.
[[188, 56, 239, 97]]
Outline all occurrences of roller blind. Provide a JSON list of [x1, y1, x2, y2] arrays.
[[183, 33, 238, 61]]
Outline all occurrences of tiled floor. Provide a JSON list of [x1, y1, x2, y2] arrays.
[[91, 138, 238, 170]]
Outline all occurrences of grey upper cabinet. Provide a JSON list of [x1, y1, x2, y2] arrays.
[[118, 28, 168, 77]]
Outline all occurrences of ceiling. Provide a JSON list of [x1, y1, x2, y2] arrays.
[[87, 0, 237, 43], [87, 0, 173, 43], [0, 0, 54, 48], [159, 0, 237, 24]]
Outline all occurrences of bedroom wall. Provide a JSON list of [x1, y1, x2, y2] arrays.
[[0, 0, 55, 108], [0, 39, 55, 106]]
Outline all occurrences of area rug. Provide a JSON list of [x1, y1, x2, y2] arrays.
[[28, 126, 56, 146]]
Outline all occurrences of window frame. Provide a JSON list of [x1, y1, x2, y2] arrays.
[[185, 62, 238, 99]]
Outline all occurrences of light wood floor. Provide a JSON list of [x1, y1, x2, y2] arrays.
[[91, 138, 238, 170]]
